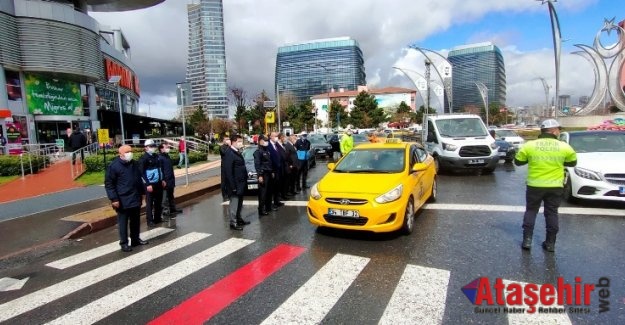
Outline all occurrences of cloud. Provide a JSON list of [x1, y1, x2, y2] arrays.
[[90, 0, 602, 119]]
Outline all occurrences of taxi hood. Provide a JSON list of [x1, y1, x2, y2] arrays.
[[318, 171, 405, 195]]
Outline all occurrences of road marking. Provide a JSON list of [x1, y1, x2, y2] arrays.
[[46, 238, 254, 325], [0, 232, 209, 323], [149, 244, 306, 325], [0, 277, 29, 291], [46, 227, 174, 269], [261, 253, 370, 325], [379, 265, 450, 325], [225, 200, 624, 216], [502, 280, 572, 325]]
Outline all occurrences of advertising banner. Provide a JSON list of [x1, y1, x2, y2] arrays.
[[24, 74, 82, 116]]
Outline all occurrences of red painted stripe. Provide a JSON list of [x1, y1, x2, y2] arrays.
[[148, 244, 306, 325]]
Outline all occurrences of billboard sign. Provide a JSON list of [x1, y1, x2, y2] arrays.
[[24, 74, 82, 116]]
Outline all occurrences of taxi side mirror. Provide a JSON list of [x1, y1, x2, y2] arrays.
[[410, 162, 428, 173], [327, 162, 335, 170]]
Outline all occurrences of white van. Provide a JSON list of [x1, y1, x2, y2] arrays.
[[423, 114, 499, 173]]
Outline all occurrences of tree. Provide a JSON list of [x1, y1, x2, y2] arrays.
[[415, 105, 436, 124], [396, 101, 411, 114], [245, 90, 271, 134], [328, 99, 348, 129], [350, 91, 387, 128], [229, 86, 248, 133], [188, 106, 208, 129]]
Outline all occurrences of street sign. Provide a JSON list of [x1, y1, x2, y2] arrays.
[[265, 111, 275, 123], [98, 129, 109, 145], [55, 139, 64, 149], [264, 100, 276, 108]]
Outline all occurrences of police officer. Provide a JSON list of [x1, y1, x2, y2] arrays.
[[294, 131, 311, 190], [138, 139, 165, 226], [159, 143, 182, 217], [515, 119, 577, 252], [254, 135, 274, 216]]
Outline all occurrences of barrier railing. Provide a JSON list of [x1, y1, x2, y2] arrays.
[[70, 142, 99, 179]]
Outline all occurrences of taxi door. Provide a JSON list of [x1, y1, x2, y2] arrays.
[[408, 145, 427, 208]]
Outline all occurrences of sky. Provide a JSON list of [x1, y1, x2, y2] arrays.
[[90, 0, 625, 119]]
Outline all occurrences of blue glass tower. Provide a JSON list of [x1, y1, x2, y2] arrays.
[[186, 0, 228, 118], [275, 37, 366, 104], [447, 42, 506, 112]]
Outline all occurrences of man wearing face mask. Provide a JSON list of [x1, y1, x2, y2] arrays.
[[253, 135, 274, 216], [340, 129, 354, 157], [138, 139, 165, 226], [159, 143, 182, 217], [295, 131, 312, 190], [223, 134, 250, 230], [105, 145, 148, 252]]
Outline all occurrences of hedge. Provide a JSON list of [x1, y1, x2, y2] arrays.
[[84, 151, 209, 172], [0, 154, 51, 176]]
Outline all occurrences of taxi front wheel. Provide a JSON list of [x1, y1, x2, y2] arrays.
[[401, 198, 415, 235]]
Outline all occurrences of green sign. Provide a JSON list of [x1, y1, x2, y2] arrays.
[[322, 104, 328, 111], [55, 139, 64, 149], [25, 74, 82, 116]]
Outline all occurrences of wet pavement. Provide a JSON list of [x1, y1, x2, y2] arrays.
[[0, 158, 624, 324]]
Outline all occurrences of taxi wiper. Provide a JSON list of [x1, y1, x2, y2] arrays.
[[350, 169, 391, 173], [333, 169, 350, 173]]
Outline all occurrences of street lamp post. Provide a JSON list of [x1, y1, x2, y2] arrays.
[[276, 84, 282, 133], [108, 75, 124, 144], [177, 82, 189, 186]]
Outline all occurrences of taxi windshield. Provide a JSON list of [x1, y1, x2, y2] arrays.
[[334, 148, 405, 173]]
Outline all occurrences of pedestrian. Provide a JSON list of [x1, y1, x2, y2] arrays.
[[223, 134, 250, 230], [159, 143, 183, 217], [253, 134, 274, 216], [177, 136, 187, 169], [104, 145, 148, 252], [294, 131, 311, 190], [284, 133, 300, 195], [138, 139, 165, 226], [0, 131, 6, 155], [340, 129, 354, 157], [328, 132, 340, 161], [219, 136, 231, 201], [277, 133, 291, 199], [514, 119, 577, 252], [267, 132, 285, 207], [68, 126, 87, 165]]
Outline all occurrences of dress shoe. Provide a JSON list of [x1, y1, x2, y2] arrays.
[[275, 202, 285, 207], [162, 211, 172, 217], [271, 206, 279, 211], [153, 219, 163, 224], [237, 219, 251, 225], [172, 208, 183, 213], [303, 185, 310, 189], [288, 191, 297, 196], [131, 239, 149, 247], [120, 245, 132, 252], [147, 222, 156, 227], [229, 223, 244, 230], [258, 210, 269, 216]]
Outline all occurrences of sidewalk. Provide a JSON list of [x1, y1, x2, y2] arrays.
[[0, 157, 222, 261]]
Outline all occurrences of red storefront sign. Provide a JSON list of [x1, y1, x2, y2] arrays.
[[104, 58, 141, 96]]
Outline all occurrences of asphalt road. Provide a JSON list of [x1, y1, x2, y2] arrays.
[[1, 158, 623, 324]]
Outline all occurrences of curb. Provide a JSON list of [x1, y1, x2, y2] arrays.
[[62, 180, 222, 240]]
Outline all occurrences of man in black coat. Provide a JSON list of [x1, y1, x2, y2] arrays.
[[267, 132, 285, 208], [219, 136, 231, 202], [253, 135, 274, 216], [105, 145, 148, 252], [138, 139, 164, 226], [68, 126, 87, 165], [295, 131, 312, 190], [285, 133, 300, 195], [159, 143, 182, 217], [223, 135, 249, 230]]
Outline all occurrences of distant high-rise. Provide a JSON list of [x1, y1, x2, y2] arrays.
[[276, 37, 366, 104], [447, 42, 506, 113], [186, 0, 228, 118]]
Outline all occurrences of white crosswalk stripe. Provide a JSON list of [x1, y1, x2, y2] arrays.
[[261, 253, 370, 325], [46, 227, 174, 269], [46, 238, 254, 325], [0, 232, 209, 323], [379, 264, 451, 325]]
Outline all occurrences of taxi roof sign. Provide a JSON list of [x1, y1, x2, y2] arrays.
[[384, 138, 402, 144]]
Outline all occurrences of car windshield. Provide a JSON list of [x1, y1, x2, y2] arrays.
[[242, 147, 257, 160], [352, 134, 368, 143], [495, 129, 519, 138], [334, 149, 405, 173], [568, 133, 625, 153], [435, 118, 488, 137], [309, 137, 327, 144]]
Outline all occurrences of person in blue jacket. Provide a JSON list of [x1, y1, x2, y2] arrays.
[[105, 145, 148, 252], [138, 139, 164, 226], [158, 143, 183, 217]]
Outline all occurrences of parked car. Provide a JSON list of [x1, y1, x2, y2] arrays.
[[242, 145, 316, 193], [560, 130, 625, 203], [493, 128, 525, 150], [309, 136, 333, 159], [307, 139, 437, 235], [494, 138, 515, 163]]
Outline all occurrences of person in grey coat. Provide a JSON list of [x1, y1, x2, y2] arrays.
[[222, 135, 249, 230]]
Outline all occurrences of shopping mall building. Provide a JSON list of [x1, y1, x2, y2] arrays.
[[0, 0, 177, 150]]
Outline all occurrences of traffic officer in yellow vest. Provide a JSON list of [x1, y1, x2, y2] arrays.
[[514, 119, 577, 252]]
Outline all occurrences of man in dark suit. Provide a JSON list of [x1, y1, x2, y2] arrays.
[[159, 143, 182, 217], [68, 126, 87, 165], [267, 132, 285, 208], [219, 136, 231, 202], [283, 133, 299, 196], [223, 135, 249, 230], [254, 135, 274, 216]]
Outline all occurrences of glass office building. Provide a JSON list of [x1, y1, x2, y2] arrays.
[[186, 0, 228, 118], [276, 37, 366, 104], [447, 42, 506, 113]]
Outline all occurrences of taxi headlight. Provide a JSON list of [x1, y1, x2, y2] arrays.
[[375, 184, 403, 204], [574, 167, 602, 181], [442, 143, 458, 151], [310, 183, 322, 200]]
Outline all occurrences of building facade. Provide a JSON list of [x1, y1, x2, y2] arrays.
[[0, 0, 169, 151], [447, 42, 506, 113], [186, 0, 228, 119], [276, 37, 366, 105]]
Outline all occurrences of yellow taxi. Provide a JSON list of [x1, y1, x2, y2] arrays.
[[307, 139, 437, 234]]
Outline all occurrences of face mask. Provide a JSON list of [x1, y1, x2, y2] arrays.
[[147, 148, 156, 154], [122, 152, 133, 161]]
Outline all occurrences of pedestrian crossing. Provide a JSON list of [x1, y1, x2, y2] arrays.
[[0, 228, 579, 324]]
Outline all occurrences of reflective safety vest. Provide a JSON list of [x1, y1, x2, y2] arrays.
[[515, 137, 577, 188]]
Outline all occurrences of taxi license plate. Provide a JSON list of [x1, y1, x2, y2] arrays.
[[620, 186, 625, 195], [328, 208, 359, 218], [498, 152, 506, 157], [468, 159, 485, 164], [248, 184, 258, 190]]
